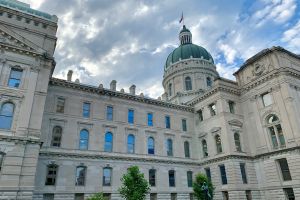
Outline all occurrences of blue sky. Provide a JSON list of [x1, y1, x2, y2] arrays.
[[23, 0, 300, 98]]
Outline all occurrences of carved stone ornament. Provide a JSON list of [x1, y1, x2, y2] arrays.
[[253, 62, 265, 76]]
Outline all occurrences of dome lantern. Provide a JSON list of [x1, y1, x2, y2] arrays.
[[179, 25, 192, 45]]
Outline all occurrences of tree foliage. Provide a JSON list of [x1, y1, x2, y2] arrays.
[[86, 192, 106, 200], [118, 166, 150, 200], [193, 173, 214, 200]]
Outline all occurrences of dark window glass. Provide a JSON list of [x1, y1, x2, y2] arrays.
[[150, 193, 157, 200], [246, 190, 252, 200], [106, 106, 113, 121], [185, 76, 192, 91], [128, 109, 134, 124], [234, 133, 242, 152], [103, 167, 112, 186], [209, 103, 216, 116], [182, 119, 187, 132], [278, 158, 292, 181], [206, 77, 212, 87], [222, 191, 229, 200], [104, 132, 113, 152], [43, 194, 54, 200], [240, 163, 248, 184], [198, 109, 203, 121], [103, 193, 111, 200], [189, 193, 194, 200], [219, 164, 227, 185], [171, 193, 177, 200], [205, 168, 211, 181], [74, 193, 84, 200], [82, 102, 90, 118], [148, 137, 155, 155], [184, 141, 190, 158], [228, 101, 235, 114], [187, 171, 193, 187], [75, 166, 86, 186], [149, 169, 156, 187], [45, 165, 58, 185], [56, 97, 65, 113], [202, 140, 208, 157], [0, 102, 14, 129], [127, 134, 135, 154], [147, 113, 153, 126], [79, 129, 89, 150], [168, 83, 172, 96], [8, 68, 22, 88], [169, 170, 175, 187], [284, 188, 295, 200], [165, 116, 170, 129], [166, 139, 173, 156], [267, 114, 285, 148], [0, 152, 5, 172], [51, 126, 62, 147], [215, 135, 222, 153]]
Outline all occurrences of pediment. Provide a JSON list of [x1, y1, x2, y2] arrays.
[[0, 24, 45, 55], [228, 119, 243, 127]]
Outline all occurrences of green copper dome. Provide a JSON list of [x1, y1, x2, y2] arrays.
[[165, 43, 214, 69], [165, 25, 214, 70]]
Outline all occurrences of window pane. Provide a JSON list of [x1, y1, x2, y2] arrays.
[[168, 83, 172, 96], [45, 165, 58, 185], [184, 141, 190, 158], [165, 116, 170, 129], [182, 119, 187, 131], [166, 139, 173, 156], [276, 124, 285, 146], [171, 193, 177, 200], [75, 193, 84, 200], [206, 77, 212, 87], [0, 103, 14, 130], [229, 101, 235, 114], [215, 135, 222, 153], [147, 113, 153, 126], [128, 109, 134, 124], [103, 168, 112, 186], [209, 104, 216, 116], [205, 168, 211, 181], [8, 68, 22, 88], [278, 158, 292, 181], [187, 171, 193, 187], [127, 134, 135, 154], [269, 127, 278, 148], [185, 77, 192, 91], [51, 126, 62, 147], [83, 102, 90, 118], [75, 166, 86, 186], [105, 132, 113, 152], [246, 190, 252, 200], [106, 106, 113, 121], [202, 140, 208, 157], [234, 133, 242, 152], [198, 109, 203, 121], [43, 194, 54, 200], [148, 137, 155, 155], [79, 130, 89, 150], [262, 93, 272, 107], [284, 188, 295, 200], [219, 165, 227, 185], [150, 193, 157, 200], [169, 170, 175, 187], [149, 169, 156, 187], [240, 163, 248, 184], [56, 98, 65, 113], [0, 153, 4, 172], [267, 114, 279, 124]]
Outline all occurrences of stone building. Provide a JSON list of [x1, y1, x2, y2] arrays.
[[0, 1, 299, 200]]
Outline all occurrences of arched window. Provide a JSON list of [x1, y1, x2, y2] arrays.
[[104, 132, 113, 152], [0, 102, 14, 129], [266, 114, 285, 148], [202, 139, 208, 157], [45, 164, 58, 185], [168, 83, 172, 97], [184, 141, 190, 158], [0, 152, 5, 172], [148, 137, 155, 155], [51, 126, 62, 147], [234, 132, 242, 152], [166, 139, 173, 156], [75, 166, 86, 186], [185, 76, 192, 91], [206, 77, 212, 87], [79, 129, 89, 150], [127, 134, 135, 154], [215, 135, 222, 153]]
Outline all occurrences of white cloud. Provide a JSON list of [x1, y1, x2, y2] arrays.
[[282, 19, 300, 52], [216, 63, 239, 80], [218, 43, 238, 64]]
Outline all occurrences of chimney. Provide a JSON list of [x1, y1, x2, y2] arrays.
[[110, 80, 116, 91], [129, 85, 136, 95], [67, 70, 73, 81]]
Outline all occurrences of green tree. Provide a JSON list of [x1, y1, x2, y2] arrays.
[[86, 192, 106, 200], [193, 173, 214, 200], [118, 166, 150, 200]]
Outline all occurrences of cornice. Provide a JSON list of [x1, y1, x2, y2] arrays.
[[0, 135, 41, 144], [49, 78, 194, 113]]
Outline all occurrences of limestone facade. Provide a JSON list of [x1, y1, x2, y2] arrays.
[[0, 1, 300, 200]]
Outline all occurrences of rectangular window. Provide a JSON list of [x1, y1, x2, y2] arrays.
[[187, 171, 193, 187], [245, 190, 252, 200], [219, 164, 227, 185], [103, 194, 111, 200], [278, 158, 292, 181], [8, 68, 22, 88], [283, 188, 295, 200], [82, 102, 90, 118], [149, 169, 156, 187], [198, 109, 203, 121], [75, 166, 86, 186], [171, 193, 177, 200], [103, 168, 112, 186], [106, 106, 113, 121], [56, 97, 65, 113], [128, 109, 134, 124], [222, 191, 229, 200], [189, 193, 194, 200], [0, 153, 4, 172], [150, 193, 157, 200], [45, 165, 58, 186], [43, 194, 54, 200], [240, 163, 248, 184], [262, 92, 272, 107], [205, 168, 211, 182], [182, 119, 187, 132], [74, 193, 84, 200], [147, 113, 153, 126], [228, 101, 235, 114], [209, 103, 216, 116], [169, 170, 175, 187], [165, 115, 171, 129]]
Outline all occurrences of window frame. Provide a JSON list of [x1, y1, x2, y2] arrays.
[[0, 102, 15, 130], [147, 137, 155, 155], [127, 134, 135, 154], [128, 109, 134, 124], [184, 141, 190, 158], [277, 158, 292, 181], [262, 92, 273, 107], [165, 115, 171, 129], [51, 126, 62, 147], [168, 170, 176, 187], [234, 132, 242, 152], [266, 114, 285, 148], [205, 167, 211, 182], [283, 188, 295, 200], [166, 138, 173, 156], [209, 103, 216, 116], [185, 76, 192, 91], [215, 134, 223, 154], [79, 129, 89, 150], [75, 166, 87, 186], [219, 164, 227, 185], [187, 171, 193, 187], [104, 132, 113, 152], [147, 113, 153, 126], [8, 67, 23, 88], [106, 106, 113, 121], [103, 167, 112, 186], [228, 101, 235, 114], [82, 102, 91, 118], [197, 109, 203, 121], [240, 163, 248, 184], [182, 118, 187, 132], [202, 139, 208, 157], [206, 77, 212, 87], [45, 164, 58, 186], [0, 152, 5, 172], [149, 169, 156, 187], [56, 97, 65, 113]]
